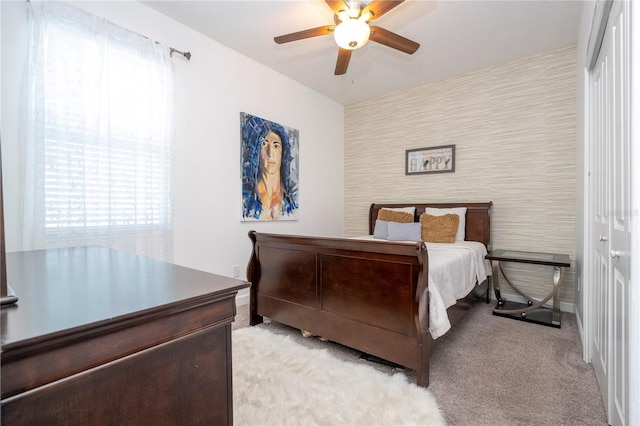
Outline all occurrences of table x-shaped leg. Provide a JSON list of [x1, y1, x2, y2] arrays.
[[492, 260, 564, 326]]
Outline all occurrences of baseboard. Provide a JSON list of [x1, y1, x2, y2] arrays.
[[489, 291, 575, 313], [574, 307, 589, 362], [236, 288, 250, 307]]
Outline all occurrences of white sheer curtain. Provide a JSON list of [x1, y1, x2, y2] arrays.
[[22, 1, 174, 261]]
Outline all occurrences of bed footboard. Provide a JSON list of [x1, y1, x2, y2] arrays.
[[247, 231, 434, 386]]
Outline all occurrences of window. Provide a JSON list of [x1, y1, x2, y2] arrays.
[[24, 2, 174, 260]]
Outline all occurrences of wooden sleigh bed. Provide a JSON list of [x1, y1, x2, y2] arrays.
[[247, 202, 492, 388]]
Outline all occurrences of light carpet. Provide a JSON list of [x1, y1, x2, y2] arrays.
[[233, 326, 445, 426]]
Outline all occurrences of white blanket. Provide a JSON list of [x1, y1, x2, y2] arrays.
[[352, 236, 491, 339], [423, 242, 491, 338]]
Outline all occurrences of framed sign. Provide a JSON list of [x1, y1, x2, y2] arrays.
[[405, 144, 455, 175]]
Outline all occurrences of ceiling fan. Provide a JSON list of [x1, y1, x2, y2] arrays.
[[274, 0, 420, 75]]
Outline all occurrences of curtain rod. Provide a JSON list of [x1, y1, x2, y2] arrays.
[[25, 0, 192, 61], [170, 48, 191, 61]]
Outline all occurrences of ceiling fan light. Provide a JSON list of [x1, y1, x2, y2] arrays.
[[333, 19, 370, 50]]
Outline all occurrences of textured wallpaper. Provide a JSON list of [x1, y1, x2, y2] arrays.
[[344, 45, 577, 306]]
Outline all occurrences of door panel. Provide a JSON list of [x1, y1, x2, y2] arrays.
[[587, 2, 630, 425]]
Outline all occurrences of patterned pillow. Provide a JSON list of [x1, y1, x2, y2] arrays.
[[423, 207, 467, 241], [377, 208, 414, 223], [419, 213, 460, 243]]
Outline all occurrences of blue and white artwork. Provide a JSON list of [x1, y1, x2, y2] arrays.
[[241, 112, 299, 221]]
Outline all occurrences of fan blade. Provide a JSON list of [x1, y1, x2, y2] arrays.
[[363, 0, 405, 20], [325, 0, 348, 15], [334, 48, 352, 75], [369, 26, 419, 54], [274, 25, 335, 44]]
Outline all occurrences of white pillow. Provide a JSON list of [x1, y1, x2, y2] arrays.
[[387, 222, 422, 241], [423, 207, 467, 241], [373, 220, 389, 239]]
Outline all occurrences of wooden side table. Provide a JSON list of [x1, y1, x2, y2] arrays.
[[485, 249, 571, 328]]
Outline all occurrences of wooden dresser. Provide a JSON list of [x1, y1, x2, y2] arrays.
[[1, 246, 250, 425]]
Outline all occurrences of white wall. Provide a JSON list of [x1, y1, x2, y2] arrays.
[[0, 1, 345, 303], [0, 2, 23, 254]]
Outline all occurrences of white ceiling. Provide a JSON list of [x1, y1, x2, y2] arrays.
[[143, 0, 584, 106]]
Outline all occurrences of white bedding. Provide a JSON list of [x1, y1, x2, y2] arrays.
[[352, 236, 491, 339], [422, 241, 491, 338]]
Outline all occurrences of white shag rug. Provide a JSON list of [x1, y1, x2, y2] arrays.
[[233, 326, 445, 426]]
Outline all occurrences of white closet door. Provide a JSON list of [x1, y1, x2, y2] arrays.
[[588, 1, 630, 424], [608, 1, 630, 424]]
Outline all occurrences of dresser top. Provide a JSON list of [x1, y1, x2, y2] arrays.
[[1, 246, 250, 349]]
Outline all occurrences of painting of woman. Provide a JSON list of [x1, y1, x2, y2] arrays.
[[241, 113, 299, 221]]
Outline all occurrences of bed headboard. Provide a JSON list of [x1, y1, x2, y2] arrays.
[[368, 202, 493, 248]]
